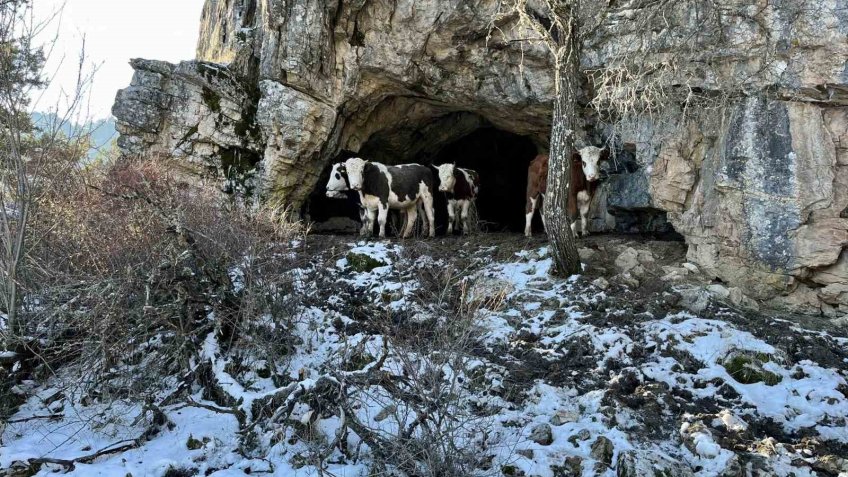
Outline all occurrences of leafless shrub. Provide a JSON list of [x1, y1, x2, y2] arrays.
[[232, 253, 507, 476], [4, 155, 308, 416]]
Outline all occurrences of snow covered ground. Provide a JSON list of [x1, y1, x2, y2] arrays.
[[2, 236, 847, 476]]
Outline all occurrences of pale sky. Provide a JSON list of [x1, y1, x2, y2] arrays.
[[34, 0, 206, 119]]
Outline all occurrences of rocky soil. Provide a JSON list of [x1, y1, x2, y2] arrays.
[[2, 233, 845, 476]]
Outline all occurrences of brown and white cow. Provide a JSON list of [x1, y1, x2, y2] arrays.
[[524, 146, 606, 238], [524, 154, 549, 238], [328, 158, 436, 238], [569, 146, 606, 237], [435, 164, 481, 235]]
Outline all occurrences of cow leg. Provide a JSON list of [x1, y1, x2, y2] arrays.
[[359, 207, 369, 236], [525, 196, 537, 238], [402, 205, 418, 238], [577, 190, 590, 237], [377, 204, 389, 238], [364, 207, 377, 237], [447, 200, 456, 235], [460, 200, 472, 235], [417, 201, 426, 235], [422, 190, 435, 238]]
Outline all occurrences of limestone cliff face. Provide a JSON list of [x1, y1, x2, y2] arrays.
[[113, 0, 848, 315]]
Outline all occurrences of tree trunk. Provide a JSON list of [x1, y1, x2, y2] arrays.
[[544, 8, 582, 276]]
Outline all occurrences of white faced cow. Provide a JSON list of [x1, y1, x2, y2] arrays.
[[435, 164, 480, 235], [568, 146, 605, 237], [330, 158, 436, 238], [524, 146, 606, 238]]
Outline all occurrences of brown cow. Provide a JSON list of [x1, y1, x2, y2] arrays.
[[524, 154, 549, 237], [524, 146, 605, 238]]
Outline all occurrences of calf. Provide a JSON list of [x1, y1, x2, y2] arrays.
[[338, 158, 436, 238], [435, 164, 480, 235], [568, 146, 605, 237], [524, 146, 606, 238]]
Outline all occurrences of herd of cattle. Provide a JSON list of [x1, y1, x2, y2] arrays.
[[325, 146, 607, 238]]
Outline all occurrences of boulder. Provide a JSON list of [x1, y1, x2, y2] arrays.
[[592, 277, 610, 291], [680, 421, 721, 458], [617, 272, 641, 289], [468, 277, 515, 304], [706, 284, 731, 300], [615, 248, 640, 273], [578, 247, 597, 262], [552, 456, 583, 477], [529, 423, 554, 446], [682, 263, 700, 274], [310, 217, 360, 234], [811, 455, 848, 475], [590, 436, 614, 465], [678, 287, 712, 313], [616, 450, 694, 477], [550, 410, 579, 426], [818, 283, 848, 305]]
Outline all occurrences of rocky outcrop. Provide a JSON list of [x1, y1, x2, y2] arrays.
[[112, 0, 848, 315], [644, 99, 848, 313], [112, 59, 263, 198]]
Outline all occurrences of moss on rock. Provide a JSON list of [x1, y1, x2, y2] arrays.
[[723, 352, 782, 386], [201, 87, 221, 113], [346, 252, 386, 273]]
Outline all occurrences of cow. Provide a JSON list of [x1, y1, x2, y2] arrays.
[[325, 178, 426, 237], [524, 154, 549, 238], [524, 146, 606, 238], [568, 146, 605, 237], [435, 164, 481, 235], [329, 158, 436, 238]]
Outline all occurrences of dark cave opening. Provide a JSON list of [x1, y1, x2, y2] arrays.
[[303, 127, 541, 235], [304, 150, 364, 231], [303, 127, 683, 241], [429, 128, 539, 234]]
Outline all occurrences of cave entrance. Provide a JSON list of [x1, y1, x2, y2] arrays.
[[428, 128, 538, 233], [304, 150, 364, 235], [304, 120, 685, 240], [304, 127, 540, 235]]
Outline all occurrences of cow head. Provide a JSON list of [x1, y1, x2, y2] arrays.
[[435, 163, 456, 192], [325, 162, 350, 198], [578, 146, 604, 182], [344, 157, 368, 191]]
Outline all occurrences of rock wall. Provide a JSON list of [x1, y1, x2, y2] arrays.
[[112, 0, 848, 315]]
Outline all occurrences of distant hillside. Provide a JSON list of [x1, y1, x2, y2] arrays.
[[31, 112, 117, 159]]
